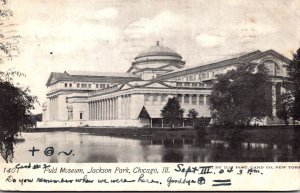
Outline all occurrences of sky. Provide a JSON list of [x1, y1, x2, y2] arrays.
[[1, 0, 300, 113]]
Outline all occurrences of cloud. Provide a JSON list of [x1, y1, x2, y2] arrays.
[[94, 7, 118, 19], [123, 10, 192, 38], [195, 34, 225, 47], [77, 7, 119, 21]]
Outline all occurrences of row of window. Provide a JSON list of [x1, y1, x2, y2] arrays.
[[176, 67, 233, 82], [176, 82, 212, 88], [145, 94, 168, 102], [177, 94, 208, 105], [64, 82, 114, 89], [176, 72, 212, 82], [144, 94, 209, 105]]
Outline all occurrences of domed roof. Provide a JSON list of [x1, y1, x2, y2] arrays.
[[135, 41, 182, 60]]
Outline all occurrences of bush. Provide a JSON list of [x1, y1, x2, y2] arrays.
[[194, 117, 211, 137]]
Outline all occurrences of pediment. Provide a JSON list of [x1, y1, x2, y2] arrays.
[[49, 76, 58, 84], [246, 50, 291, 67], [144, 82, 168, 88], [119, 84, 133, 90]]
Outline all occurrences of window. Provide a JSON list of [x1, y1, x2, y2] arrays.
[[79, 112, 83, 120], [144, 94, 150, 102], [65, 83, 67, 87], [198, 74, 202, 80], [192, 95, 197, 104], [184, 95, 190, 103], [202, 73, 206, 79], [153, 94, 158, 102], [206, 95, 210, 105], [77, 83, 80, 88], [177, 95, 182, 103], [100, 84, 105, 89], [69, 83, 72, 87], [192, 83, 197, 87], [68, 110, 73, 120], [88, 84, 91, 88], [81, 84, 87, 88], [176, 82, 182, 87], [199, 95, 204, 105], [96, 84, 99, 88], [184, 82, 190, 87], [263, 60, 282, 76], [161, 94, 167, 102]]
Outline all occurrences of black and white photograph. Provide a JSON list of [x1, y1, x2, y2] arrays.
[[1, 0, 300, 163], [0, 0, 300, 191]]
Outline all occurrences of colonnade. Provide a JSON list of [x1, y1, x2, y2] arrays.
[[89, 97, 118, 120], [89, 95, 132, 120], [48, 95, 58, 121]]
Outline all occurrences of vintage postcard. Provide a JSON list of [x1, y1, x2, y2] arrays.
[[0, 0, 299, 191]]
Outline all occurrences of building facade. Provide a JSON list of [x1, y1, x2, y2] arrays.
[[39, 42, 291, 128]]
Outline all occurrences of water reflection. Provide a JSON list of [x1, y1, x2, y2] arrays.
[[0, 135, 14, 163], [1, 129, 299, 163]]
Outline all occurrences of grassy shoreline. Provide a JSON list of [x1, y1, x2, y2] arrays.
[[27, 125, 299, 144]]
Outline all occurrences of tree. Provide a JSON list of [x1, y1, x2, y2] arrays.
[[209, 63, 272, 127], [161, 97, 184, 129], [285, 48, 300, 123], [0, 0, 20, 64], [0, 70, 37, 162], [0, 0, 36, 162], [187, 108, 198, 126], [276, 92, 293, 125]]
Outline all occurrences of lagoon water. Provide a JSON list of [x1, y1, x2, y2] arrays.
[[5, 129, 299, 163]]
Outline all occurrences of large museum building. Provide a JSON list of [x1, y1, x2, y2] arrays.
[[38, 41, 291, 128]]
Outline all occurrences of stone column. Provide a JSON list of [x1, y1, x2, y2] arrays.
[[95, 101, 98, 120], [272, 83, 277, 116], [54, 96, 56, 120], [124, 95, 128, 119], [128, 95, 131, 119], [89, 102, 91, 120], [114, 98, 116, 120], [121, 96, 124, 119], [91, 101, 93, 120], [110, 99, 113, 120], [52, 97, 54, 121], [111, 98, 115, 120], [49, 98, 51, 121], [107, 99, 109, 120], [105, 99, 108, 120], [104, 99, 107, 120], [93, 101, 95, 120], [99, 100, 101, 120], [98, 100, 100, 120], [101, 100, 103, 120], [100, 100, 102, 120], [117, 96, 122, 120]]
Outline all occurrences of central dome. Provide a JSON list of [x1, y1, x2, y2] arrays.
[[135, 41, 182, 60], [129, 41, 185, 80]]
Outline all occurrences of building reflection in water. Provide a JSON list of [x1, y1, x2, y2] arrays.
[[5, 130, 300, 163]]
